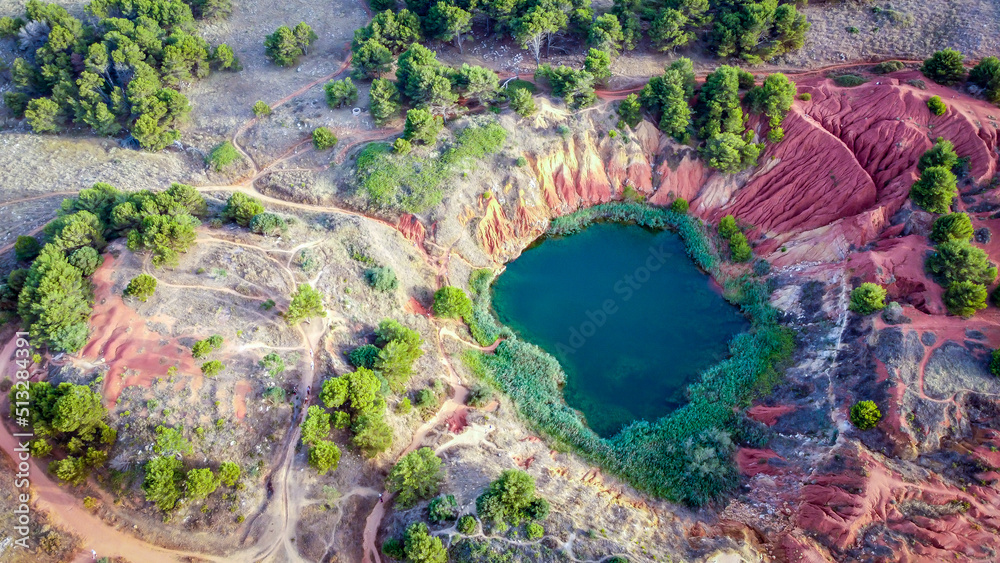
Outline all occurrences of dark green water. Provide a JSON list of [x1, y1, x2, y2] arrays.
[[492, 222, 749, 438]]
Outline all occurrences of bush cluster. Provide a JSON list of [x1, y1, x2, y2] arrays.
[[9, 382, 115, 485], [4, 0, 237, 149], [264, 22, 316, 67], [0, 182, 206, 351], [849, 283, 886, 315], [911, 138, 958, 213]]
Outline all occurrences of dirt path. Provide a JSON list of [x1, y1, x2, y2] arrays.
[[360, 325, 474, 563]]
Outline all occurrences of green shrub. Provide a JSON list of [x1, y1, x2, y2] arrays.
[[308, 440, 341, 474], [669, 198, 689, 214], [223, 192, 266, 227], [466, 383, 493, 407], [918, 138, 959, 173], [970, 56, 1000, 104], [313, 127, 338, 150], [930, 213, 973, 243], [798, 93, 811, 101], [873, 60, 905, 74], [207, 141, 241, 171], [476, 470, 549, 528], [125, 274, 157, 302], [849, 400, 881, 430], [264, 23, 316, 67], [990, 349, 1000, 377], [526, 522, 544, 540], [910, 166, 957, 213], [927, 96, 947, 116], [365, 266, 398, 292], [192, 335, 223, 359], [357, 122, 507, 213], [457, 514, 477, 535], [393, 137, 412, 154], [428, 494, 459, 522], [218, 462, 241, 487], [201, 360, 224, 377], [14, 235, 41, 262], [433, 286, 472, 318], [729, 232, 752, 262], [249, 212, 286, 236], [283, 283, 326, 325], [382, 538, 405, 559], [349, 344, 380, 369], [325, 77, 358, 108], [403, 108, 443, 145], [922, 49, 966, 85], [616, 93, 642, 128], [832, 74, 867, 87], [387, 447, 443, 508], [143, 456, 184, 511], [718, 215, 739, 239], [252, 101, 272, 117], [515, 156, 528, 167], [849, 283, 887, 314], [396, 397, 412, 414], [925, 240, 997, 287], [944, 280, 988, 317], [403, 522, 447, 562], [767, 127, 785, 143], [260, 352, 285, 376], [185, 468, 219, 499]]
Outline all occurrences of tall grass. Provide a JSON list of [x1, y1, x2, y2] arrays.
[[464, 202, 794, 505]]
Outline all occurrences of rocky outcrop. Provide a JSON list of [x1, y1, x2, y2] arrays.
[[396, 213, 426, 248]]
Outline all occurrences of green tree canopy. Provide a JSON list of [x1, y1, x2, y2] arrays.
[[143, 455, 184, 511], [403, 108, 443, 145], [930, 213, 974, 244], [925, 240, 997, 287], [185, 468, 219, 499], [944, 280, 988, 318], [264, 22, 317, 66], [910, 166, 957, 214], [125, 274, 157, 302], [309, 440, 342, 474], [369, 78, 401, 126], [849, 283, 887, 314], [970, 56, 1000, 104], [387, 447, 443, 508], [403, 522, 447, 563], [284, 283, 326, 325], [922, 49, 966, 85], [325, 77, 358, 108], [433, 286, 472, 318], [222, 192, 266, 227], [918, 137, 959, 173], [849, 400, 881, 430]]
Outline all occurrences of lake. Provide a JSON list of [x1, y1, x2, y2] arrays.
[[492, 222, 749, 437]]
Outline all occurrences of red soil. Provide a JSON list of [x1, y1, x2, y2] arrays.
[[83, 255, 199, 406], [233, 380, 252, 420], [746, 404, 796, 426], [396, 213, 426, 248], [405, 296, 431, 317], [445, 406, 468, 433], [735, 448, 786, 477]]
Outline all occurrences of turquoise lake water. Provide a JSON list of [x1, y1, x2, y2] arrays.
[[491, 222, 749, 437]]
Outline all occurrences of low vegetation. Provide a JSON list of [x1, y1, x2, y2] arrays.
[[356, 121, 507, 213], [849, 283, 887, 315], [850, 400, 882, 430]]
